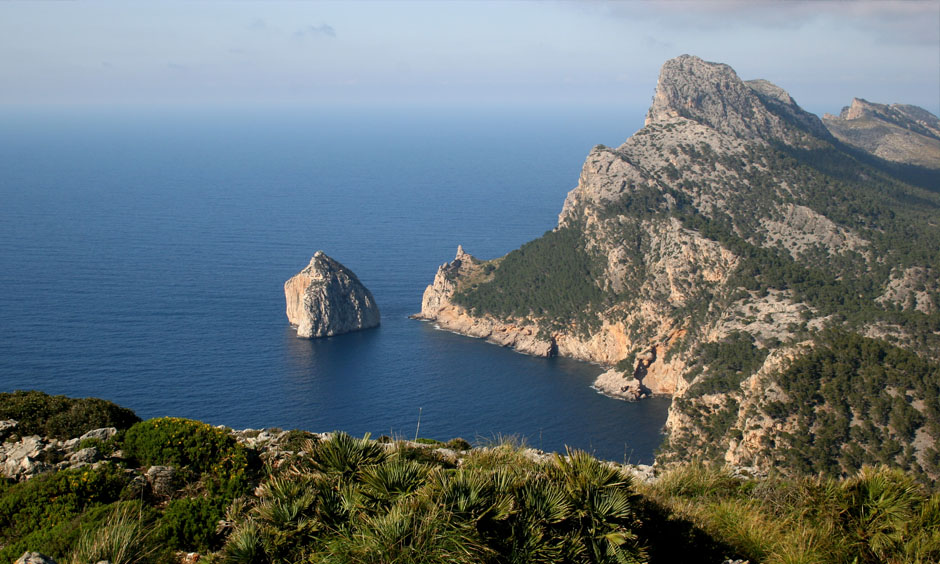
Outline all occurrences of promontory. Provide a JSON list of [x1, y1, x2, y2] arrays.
[[415, 54, 940, 481], [285, 251, 380, 338]]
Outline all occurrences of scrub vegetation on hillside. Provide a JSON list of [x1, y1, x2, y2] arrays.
[[1, 393, 938, 563]]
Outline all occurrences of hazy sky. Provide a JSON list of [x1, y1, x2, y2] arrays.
[[1, 1, 938, 116]]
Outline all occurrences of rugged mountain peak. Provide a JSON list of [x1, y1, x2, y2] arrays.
[[823, 98, 940, 168], [831, 97, 940, 140], [645, 54, 828, 143], [284, 252, 380, 338]]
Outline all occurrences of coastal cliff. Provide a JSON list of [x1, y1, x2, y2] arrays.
[[285, 251, 380, 338], [415, 55, 940, 480]]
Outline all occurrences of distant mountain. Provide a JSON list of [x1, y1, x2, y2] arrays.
[[416, 55, 940, 481], [823, 97, 940, 169]]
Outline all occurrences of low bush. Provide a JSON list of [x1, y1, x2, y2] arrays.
[[0, 390, 140, 440], [122, 417, 259, 501], [0, 464, 130, 562], [153, 496, 226, 553], [445, 437, 472, 451], [278, 429, 318, 453], [641, 464, 940, 564]]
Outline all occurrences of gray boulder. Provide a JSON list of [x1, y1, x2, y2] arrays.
[[146, 465, 178, 497], [1, 436, 50, 481], [15, 552, 57, 564], [79, 427, 117, 442], [0, 419, 17, 441], [69, 447, 100, 465]]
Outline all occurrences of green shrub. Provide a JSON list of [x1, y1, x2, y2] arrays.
[[153, 496, 226, 553], [123, 418, 232, 473], [395, 444, 454, 468], [0, 390, 140, 440], [122, 418, 258, 500], [278, 429, 318, 452], [0, 464, 130, 562], [445, 438, 472, 451]]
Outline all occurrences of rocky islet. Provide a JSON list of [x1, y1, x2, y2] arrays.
[[284, 251, 380, 338]]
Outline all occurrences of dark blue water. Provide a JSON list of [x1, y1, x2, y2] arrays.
[[0, 105, 669, 464]]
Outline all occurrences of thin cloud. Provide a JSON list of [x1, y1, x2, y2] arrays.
[[594, 0, 939, 45], [293, 24, 336, 39], [643, 35, 673, 50]]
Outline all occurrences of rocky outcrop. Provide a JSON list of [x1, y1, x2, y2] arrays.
[[0, 425, 123, 481], [822, 98, 940, 168], [285, 251, 380, 338], [877, 266, 938, 314], [416, 245, 697, 396]]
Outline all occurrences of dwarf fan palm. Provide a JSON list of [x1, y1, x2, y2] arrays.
[[316, 498, 489, 564], [504, 477, 574, 564], [841, 466, 920, 563], [551, 448, 646, 564], [218, 522, 267, 564], [360, 458, 430, 510], [307, 432, 387, 481]]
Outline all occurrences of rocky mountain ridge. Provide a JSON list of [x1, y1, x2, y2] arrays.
[[416, 55, 940, 480], [822, 97, 940, 168]]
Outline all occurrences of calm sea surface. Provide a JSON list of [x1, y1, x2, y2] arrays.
[[0, 105, 669, 463]]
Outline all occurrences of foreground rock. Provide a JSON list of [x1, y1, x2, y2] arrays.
[[285, 251, 380, 338], [15, 553, 57, 564]]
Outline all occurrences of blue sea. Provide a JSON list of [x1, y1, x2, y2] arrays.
[[0, 104, 669, 464]]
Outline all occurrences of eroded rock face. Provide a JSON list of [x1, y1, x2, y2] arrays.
[[285, 251, 380, 338]]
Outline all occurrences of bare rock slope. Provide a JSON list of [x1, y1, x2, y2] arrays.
[[416, 55, 940, 480], [285, 251, 380, 338]]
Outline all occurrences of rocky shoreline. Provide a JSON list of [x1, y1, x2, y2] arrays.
[[412, 246, 686, 400]]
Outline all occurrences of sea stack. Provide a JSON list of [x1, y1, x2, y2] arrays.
[[284, 251, 380, 338]]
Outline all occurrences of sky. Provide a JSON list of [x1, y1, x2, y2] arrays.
[[1, 1, 938, 116]]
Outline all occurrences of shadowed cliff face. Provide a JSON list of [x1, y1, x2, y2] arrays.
[[416, 55, 940, 480], [285, 251, 380, 338]]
